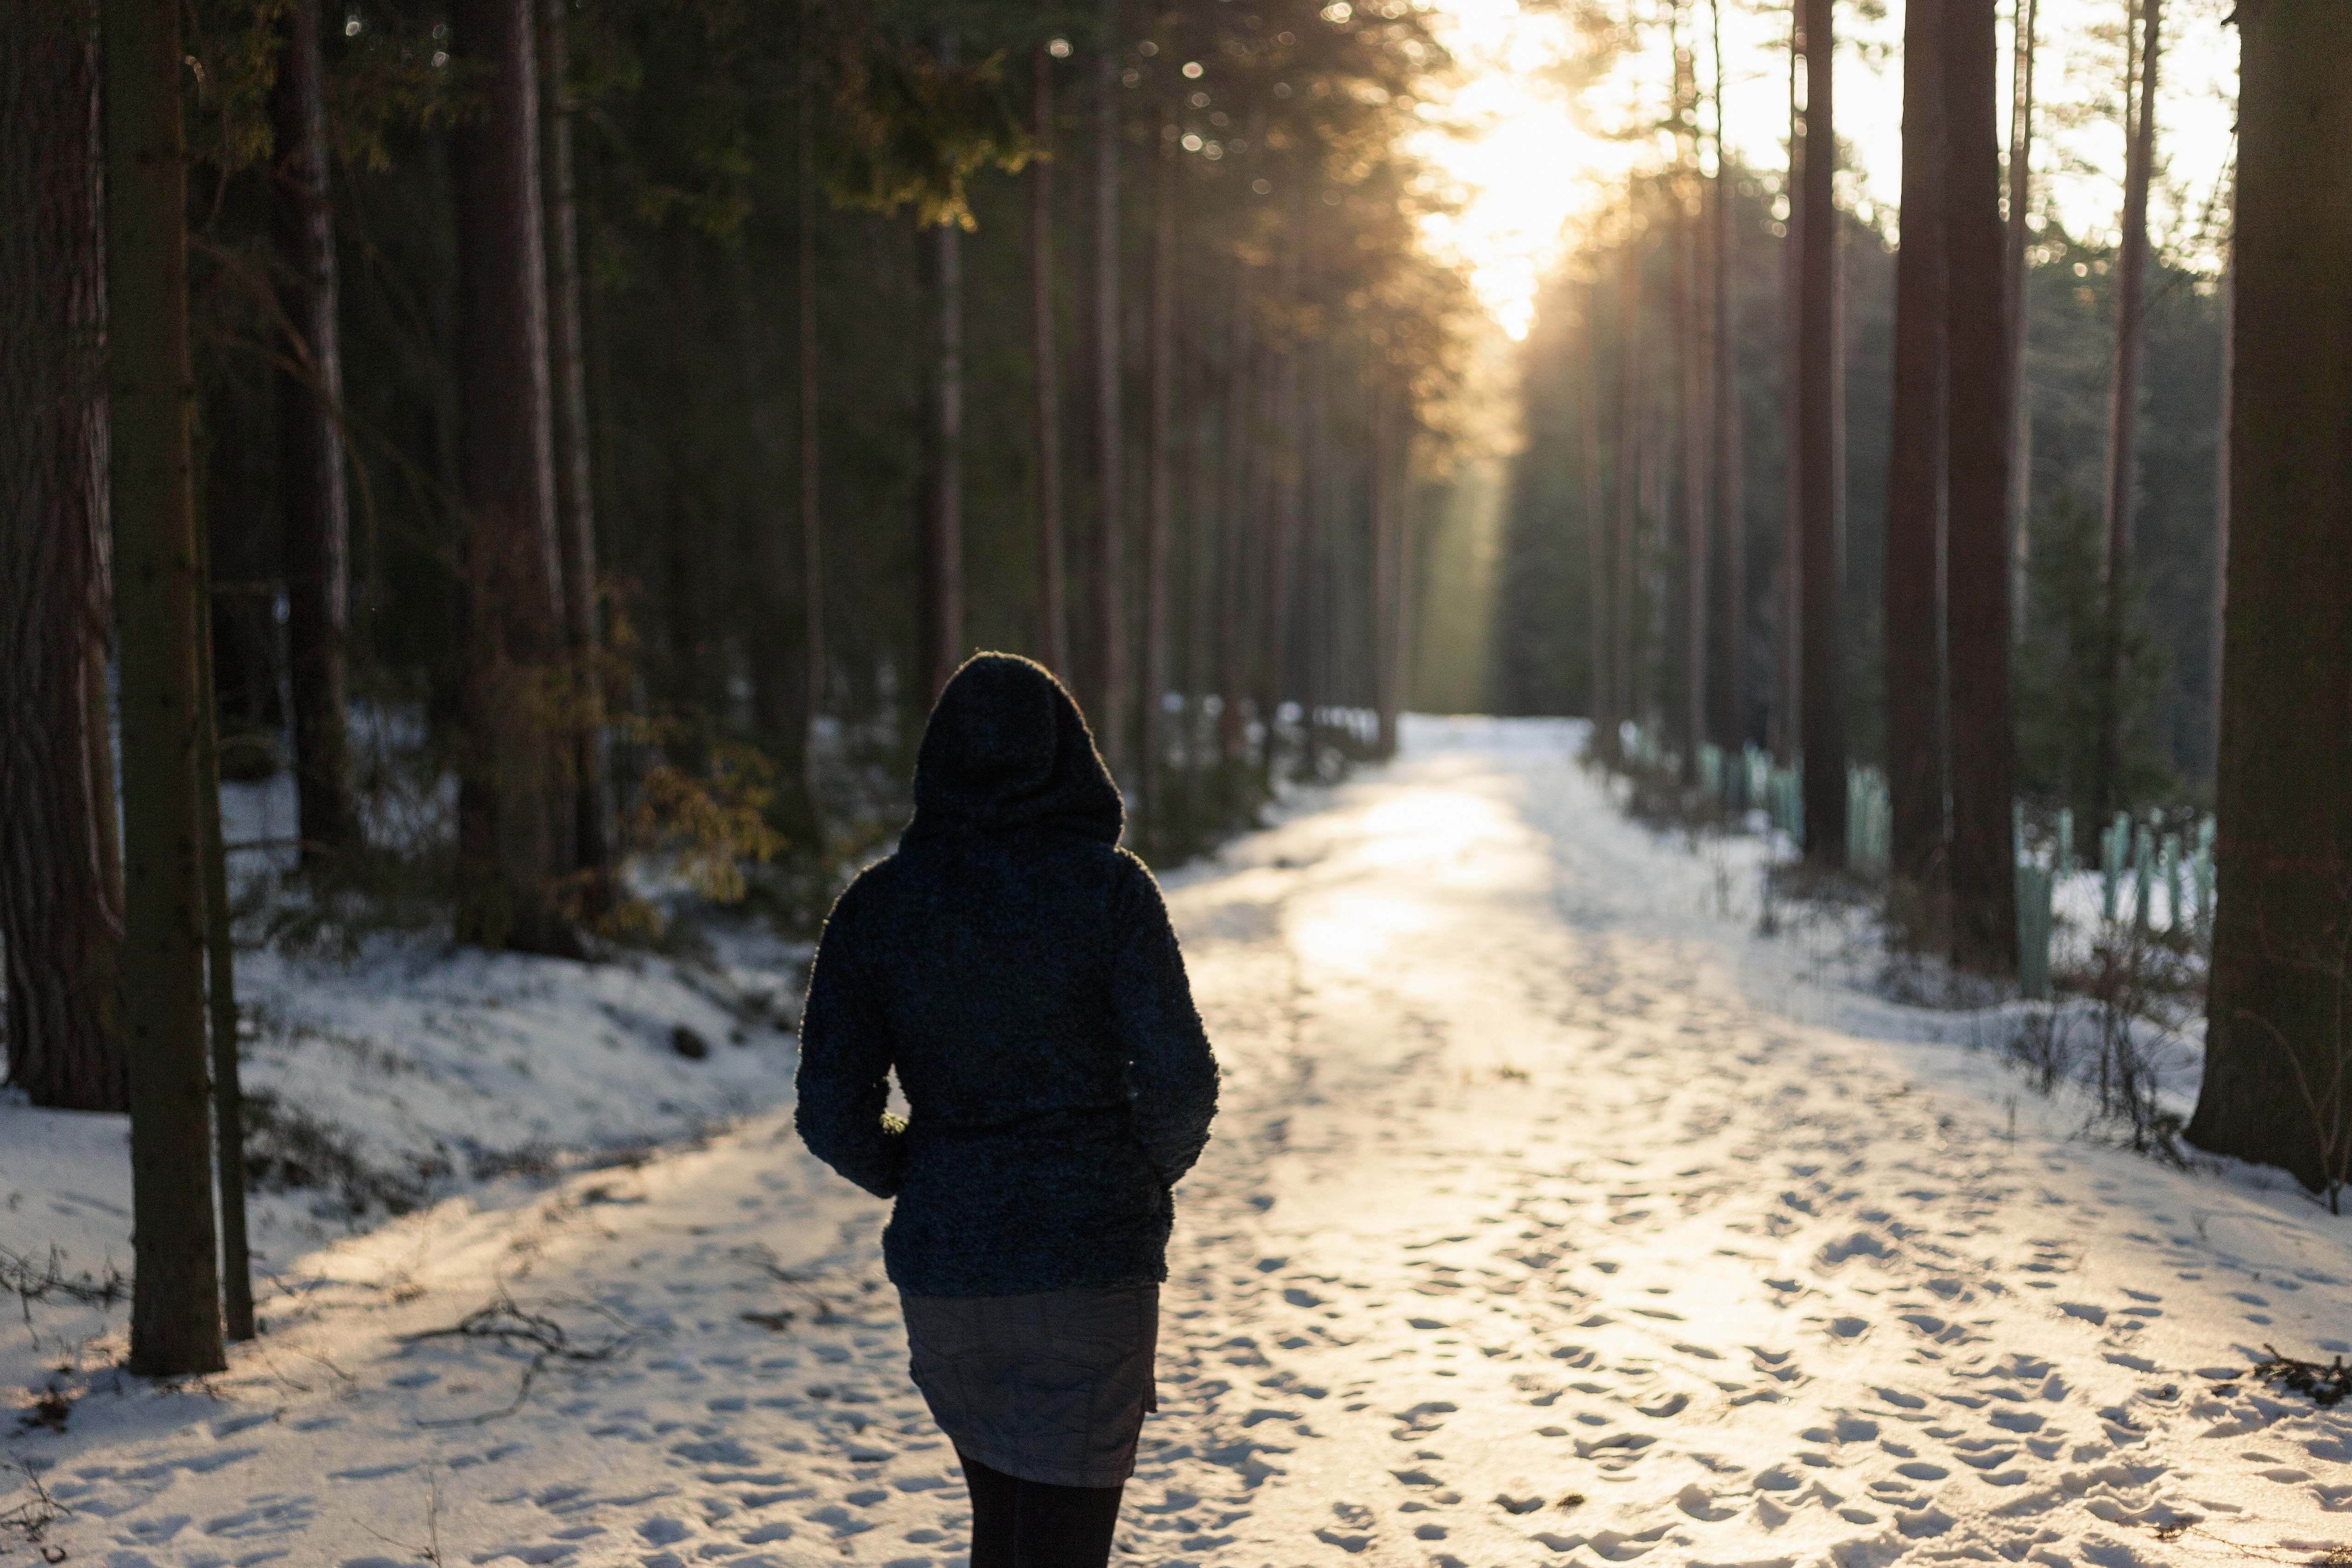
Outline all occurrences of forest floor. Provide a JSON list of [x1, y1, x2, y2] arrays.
[[4, 718, 2349, 1568]]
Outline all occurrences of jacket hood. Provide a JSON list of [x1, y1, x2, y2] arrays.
[[906, 654, 1123, 844]]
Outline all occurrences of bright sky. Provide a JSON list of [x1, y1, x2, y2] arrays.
[[1407, 0, 2240, 341]]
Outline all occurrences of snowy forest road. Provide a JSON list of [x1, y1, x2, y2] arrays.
[[15, 720, 2352, 1568]]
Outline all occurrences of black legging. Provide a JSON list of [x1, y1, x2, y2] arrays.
[[957, 1449, 1126, 1568]]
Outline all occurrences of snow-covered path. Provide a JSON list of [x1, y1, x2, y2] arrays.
[[12, 722, 2352, 1568]]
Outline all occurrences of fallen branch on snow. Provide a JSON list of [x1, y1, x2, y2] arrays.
[[402, 1291, 638, 1426], [2252, 1344, 2351, 1409]]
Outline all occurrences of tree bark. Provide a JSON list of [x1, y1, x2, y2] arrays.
[[450, 0, 574, 955], [2005, 0, 2036, 642], [920, 26, 966, 712], [0, 0, 127, 1115], [1585, 277, 1615, 757], [2186, 3, 2352, 1196], [1372, 372, 1405, 758], [191, 498, 254, 1343], [1886, 0, 1948, 890], [1092, 0, 1128, 775], [104, 0, 226, 1377], [1709, 0, 1746, 756], [1614, 229, 1643, 750], [2208, 191, 2230, 779], [1944, 0, 2019, 973], [1674, 8, 1710, 781], [1140, 106, 1177, 843], [269, 0, 361, 873], [1797, 0, 1847, 866], [1261, 188, 1307, 772], [796, 8, 824, 821], [1215, 250, 1255, 773], [735, 247, 801, 756], [1033, 46, 1070, 682], [537, 0, 613, 911], [2093, 0, 2160, 824], [1774, 17, 1803, 766]]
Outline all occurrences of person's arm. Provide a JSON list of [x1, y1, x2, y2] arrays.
[[794, 880, 907, 1198], [1110, 856, 1220, 1186]]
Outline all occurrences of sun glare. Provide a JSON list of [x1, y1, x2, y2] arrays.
[[1411, 2, 1603, 341], [1407, 0, 2240, 344]]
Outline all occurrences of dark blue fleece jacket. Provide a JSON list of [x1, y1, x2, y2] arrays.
[[794, 654, 1220, 1298]]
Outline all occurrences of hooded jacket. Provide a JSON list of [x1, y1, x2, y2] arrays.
[[794, 654, 1220, 1297]]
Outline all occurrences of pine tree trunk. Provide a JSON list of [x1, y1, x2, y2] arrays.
[[2005, 0, 2036, 642], [450, 0, 574, 955], [269, 0, 360, 873], [2186, 5, 2352, 1196], [1886, 0, 1948, 891], [1092, 0, 1128, 775], [191, 500, 254, 1343], [1265, 192, 1308, 773], [537, 0, 613, 910], [920, 202, 964, 706], [1216, 251, 1254, 772], [1796, 0, 1847, 866], [1614, 231, 1643, 750], [1372, 373, 1404, 758], [1675, 10, 1710, 780], [1034, 45, 1070, 682], [735, 248, 801, 753], [0, 0, 126, 1114], [1709, 0, 1746, 754], [2208, 202, 2230, 779], [2093, 0, 2160, 824], [104, 0, 226, 1377], [1774, 19, 1803, 766], [1585, 278, 1615, 756], [1140, 105, 1177, 844], [1944, 0, 2020, 973], [795, 13, 823, 820]]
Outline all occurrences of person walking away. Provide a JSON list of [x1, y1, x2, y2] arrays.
[[796, 652, 1220, 1568]]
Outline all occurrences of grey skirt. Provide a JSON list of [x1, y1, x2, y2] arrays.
[[900, 1283, 1159, 1489]]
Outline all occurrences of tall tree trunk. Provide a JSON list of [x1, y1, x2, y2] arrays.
[[1585, 277, 1615, 757], [104, 0, 226, 1377], [269, 0, 360, 872], [2093, 0, 2160, 823], [1033, 46, 1070, 682], [1796, 0, 1847, 866], [1140, 102, 1177, 843], [1886, 0, 1948, 891], [191, 499, 254, 1343], [1215, 251, 1254, 773], [2207, 187, 2230, 780], [796, 12, 823, 822], [1774, 17, 1803, 766], [0, 0, 126, 1114], [734, 248, 801, 762], [920, 205, 964, 706], [1944, 0, 2019, 973], [1092, 0, 1128, 775], [1372, 372, 1405, 757], [537, 0, 613, 910], [2188, 6, 2352, 1194], [1614, 230, 1643, 749], [1709, 0, 1746, 755], [450, 0, 573, 955], [1262, 190, 1307, 772], [2005, 0, 2037, 642], [1674, 7, 1710, 780]]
